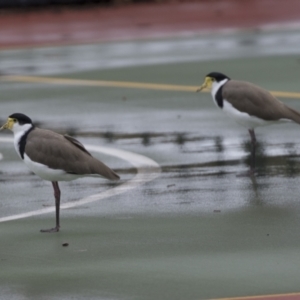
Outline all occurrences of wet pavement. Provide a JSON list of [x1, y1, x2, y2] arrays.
[[1, 30, 300, 299]]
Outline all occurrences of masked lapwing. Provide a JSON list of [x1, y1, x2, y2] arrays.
[[197, 72, 300, 173], [0, 113, 120, 232]]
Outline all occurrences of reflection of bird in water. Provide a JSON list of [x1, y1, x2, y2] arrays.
[[249, 175, 260, 201], [198, 72, 300, 175], [0, 113, 120, 233]]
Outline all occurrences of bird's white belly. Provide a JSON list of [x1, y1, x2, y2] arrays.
[[23, 154, 82, 182], [222, 99, 290, 129]]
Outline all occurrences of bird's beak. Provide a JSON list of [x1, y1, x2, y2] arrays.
[[0, 118, 13, 131], [196, 77, 213, 92]]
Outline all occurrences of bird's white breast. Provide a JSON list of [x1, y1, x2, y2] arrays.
[[23, 154, 81, 182], [222, 99, 289, 129]]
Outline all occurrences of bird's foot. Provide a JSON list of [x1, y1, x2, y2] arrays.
[[40, 226, 60, 233]]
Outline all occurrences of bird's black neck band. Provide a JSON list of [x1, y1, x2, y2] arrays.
[[19, 126, 35, 159], [215, 85, 224, 108]]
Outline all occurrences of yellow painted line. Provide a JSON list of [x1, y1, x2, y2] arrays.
[[270, 91, 300, 99], [1, 75, 197, 92], [2, 75, 300, 99], [210, 292, 300, 300]]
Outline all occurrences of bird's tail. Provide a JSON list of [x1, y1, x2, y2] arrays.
[[88, 157, 120, 181], [285, 106, 300, 125]]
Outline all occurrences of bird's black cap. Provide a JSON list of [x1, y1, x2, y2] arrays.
[[206, 72, 230, 82], [9, 113, 33, 125]]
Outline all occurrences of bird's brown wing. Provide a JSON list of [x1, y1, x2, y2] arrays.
[[64, 134, 92, 156], [25, 128, 120, 180], [222, 80, 300, 122]]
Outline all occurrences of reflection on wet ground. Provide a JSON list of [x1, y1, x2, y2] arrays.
[[1, 30, 300, 76], [55, 130, 300, 178], [2, 131, 300, 181]]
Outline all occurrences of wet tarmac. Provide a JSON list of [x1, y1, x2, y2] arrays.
[[1, 30, 300, 299]]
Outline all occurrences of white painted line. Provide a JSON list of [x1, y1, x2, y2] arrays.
[[0, 137, 161, 223]]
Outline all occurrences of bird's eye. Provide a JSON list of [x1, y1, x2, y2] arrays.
[[13, 119, 17, 123]]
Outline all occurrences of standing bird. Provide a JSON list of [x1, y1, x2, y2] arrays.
[[197, 72, 300, 173], [0, 113, 120, 232]]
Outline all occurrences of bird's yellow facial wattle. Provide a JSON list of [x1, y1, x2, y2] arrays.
[[197, 76, 214, 92], [0, 118, 15, 131]]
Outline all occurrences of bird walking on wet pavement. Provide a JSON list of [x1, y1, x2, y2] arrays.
[[197, 72, 300, 174]]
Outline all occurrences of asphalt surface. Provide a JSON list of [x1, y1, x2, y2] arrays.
[[1, 29, 300, 300]]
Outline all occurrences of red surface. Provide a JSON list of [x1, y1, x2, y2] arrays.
[[0, 0, 300, 48], [218, 294, 300, 300], [259, 296, 300, 300], [219, 293, 300, 300]]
